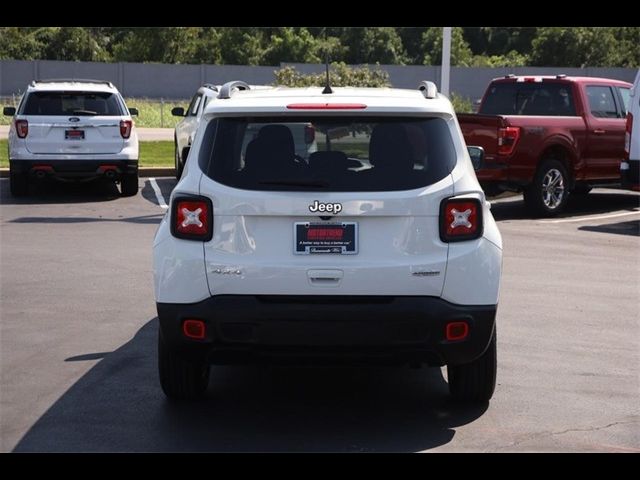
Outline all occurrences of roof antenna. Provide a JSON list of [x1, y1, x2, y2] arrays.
[[322, 43, 333, 94]]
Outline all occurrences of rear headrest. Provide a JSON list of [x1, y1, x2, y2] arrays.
[[308, 151, 349, 170], [369, 123, 414, 172], [257, 124, 295, 160]]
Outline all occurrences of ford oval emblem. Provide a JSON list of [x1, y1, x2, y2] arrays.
[[69, 117, 80, 122]]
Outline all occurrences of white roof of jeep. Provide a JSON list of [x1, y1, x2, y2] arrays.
[[204, 86, 454, 116], [27, 79, 119, 93]]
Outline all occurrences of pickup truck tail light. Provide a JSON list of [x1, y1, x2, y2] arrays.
[[440, 197, 483, 243], [170, 196, 213, 241], [120, 120, 132, 139], [624, 112, 633, 160], [15, 119, 28, 138], [497, 126, 520, 156]]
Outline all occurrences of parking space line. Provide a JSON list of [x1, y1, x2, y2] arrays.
[[149, 178, 168, 210], [538, 210, 640, 224]]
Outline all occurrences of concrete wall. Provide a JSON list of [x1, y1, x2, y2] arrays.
[[1, 60, 637, 100]]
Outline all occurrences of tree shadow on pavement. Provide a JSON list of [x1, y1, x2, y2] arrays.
[[13, 319, 488, 452], [579, 219, 639, 237], [490, 190, 640, 222]]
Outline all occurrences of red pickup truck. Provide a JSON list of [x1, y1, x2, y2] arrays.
[[458, 75, 632, 215]]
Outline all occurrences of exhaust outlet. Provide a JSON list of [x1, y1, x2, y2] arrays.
[[35, 170, 46, 179], [104, 170, 116, 179]]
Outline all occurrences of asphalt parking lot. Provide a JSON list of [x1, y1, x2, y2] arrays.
[[1, 178, 638, 452]]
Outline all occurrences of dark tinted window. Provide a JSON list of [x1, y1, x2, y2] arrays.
[[22, 91, 123, 116], [201, 116, 457, 192], [480, 82, 576, 116], [586, 86, 619, 118]]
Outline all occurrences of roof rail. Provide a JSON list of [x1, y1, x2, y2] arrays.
[[556, 74, 567, 79], [202, 83, 219, 91], [504, 74, 516, 79], [31, 78, 114, 88], [418, 81, 438, 99], [217, 81, 250, 99]]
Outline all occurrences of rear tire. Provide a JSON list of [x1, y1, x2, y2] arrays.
[[174, 141, 183, 180], [120, 172, 138, 197], [9, 171, 28, 197], [158, 331, 210, 400], [523, 159, 569, 217], [447, 329, 497, 403]]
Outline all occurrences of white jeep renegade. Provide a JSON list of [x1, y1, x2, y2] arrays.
[[153, 80, 503, 403], [4, 79, 139, 197]]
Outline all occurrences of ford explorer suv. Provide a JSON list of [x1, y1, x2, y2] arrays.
[[621, 69, 640, 191], [172, 82, 317, 179], [153, 80, 503, 404], [458, 75, 632, 216], [3, 79, 139, 197]]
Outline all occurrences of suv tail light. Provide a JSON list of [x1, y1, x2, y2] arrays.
[[624, 112, 633, 160], [497, 126, 520, 156], [15, 119, 28, 138], [170, 196, 213, 241], [120, 120, 132, 139], [440, 198, 483, 242]]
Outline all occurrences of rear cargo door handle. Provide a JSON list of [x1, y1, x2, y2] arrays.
[[593, 129, 606, 134], [307, 269, 343, 287]]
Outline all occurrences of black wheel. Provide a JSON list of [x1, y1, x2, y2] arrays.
[[9, 171, 28, 197], [523, 159, 569, 217], [158, 330, 210, 400], [447, 329, 497, 403], [174, 141, 183, 180], [120, 172, 138, 197]]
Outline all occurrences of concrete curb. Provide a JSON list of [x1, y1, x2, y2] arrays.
[[0, 167, 175, 178]]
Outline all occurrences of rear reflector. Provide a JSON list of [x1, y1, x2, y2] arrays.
[[120, 120, 132, 139], [624, 112, 633, 160], [440, 197, 483, 242], [286, 103, 367, 110], [170, 195, 213, 241], [182, 319, 206, 340], [16, 119, 28, 138], [446, 322, 469, 341]]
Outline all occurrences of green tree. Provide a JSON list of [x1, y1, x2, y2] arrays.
[[470, 50, 529, 68], [341, 27, 408, 65], [0, 27, 45, 60], [112, 27, 200, 64], [422, 27, 473, 66], [614, 27, 640, 67], [530, 27, 620, 67], [40, 27, 110, 62], [274, 62, 390, 88], [216, 28, 267, 65], [261, 27, 323, 65]]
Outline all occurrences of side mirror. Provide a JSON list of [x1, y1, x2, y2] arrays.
[[171, 107, 185, 117], [467, 146, 484, 171], [3, 106, 16, 116], [128, 107, 139, 117]]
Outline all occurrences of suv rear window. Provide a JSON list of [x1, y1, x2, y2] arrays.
[[200, 116, 457, 192], [480, 82, 576, 116], [22, 91, 124, 116]]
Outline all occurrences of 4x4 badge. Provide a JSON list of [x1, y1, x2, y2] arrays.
[[309, 200, 342, 214]]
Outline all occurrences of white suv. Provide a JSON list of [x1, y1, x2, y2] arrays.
[[172, 82, 316, 179], [153, 80, 503, 403], [621, 69, 640, 190], [4, 79, 139, 197]]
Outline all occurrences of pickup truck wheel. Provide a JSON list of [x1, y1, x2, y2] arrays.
[[10, 171, 28, 197], [174, 141, 183, 180], [524, 159, 569, 217], [447, 329, 497, 403], [158, 331, 210, 400], [120, 172, 139, 197]]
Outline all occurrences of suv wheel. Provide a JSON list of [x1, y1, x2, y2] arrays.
[[523, 159, 569, 217], [120, 172, 138, 197], [158, 331, 210, 400], [174, 141, 183, 180], [447, 329, 497, 403], [9, 171, 28, 197]]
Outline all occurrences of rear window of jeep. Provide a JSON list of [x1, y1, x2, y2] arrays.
[[200, 116, 457, 192]]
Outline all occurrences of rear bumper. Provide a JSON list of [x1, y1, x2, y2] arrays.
[[10, 159, 138, 180], [621, 160, 640, 190], [157, 295, 497, 367]]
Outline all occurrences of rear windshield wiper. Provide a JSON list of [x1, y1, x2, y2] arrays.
[[258, 179, 330, 188]]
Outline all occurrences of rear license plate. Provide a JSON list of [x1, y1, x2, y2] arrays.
[[294, 222, 358, 255], [65, 129, 85, 140]]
